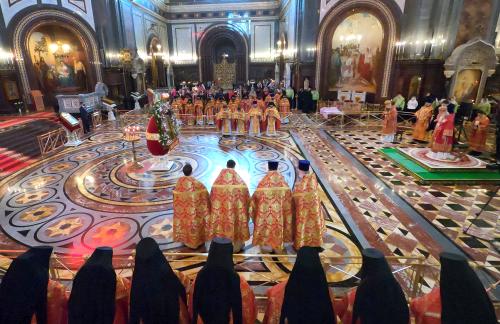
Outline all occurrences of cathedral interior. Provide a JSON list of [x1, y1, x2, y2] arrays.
[[0, 0, 499, 322]]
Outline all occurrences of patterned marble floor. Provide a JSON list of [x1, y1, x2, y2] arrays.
[[325, 129, 499, 274], [0, 126, 361, 287]]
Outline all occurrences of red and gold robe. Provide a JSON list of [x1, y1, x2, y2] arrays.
[[205, 100, 216, 125], [431, 113, 455, 153], [468, 114, 490, 152], [208, 168, 250, 242], [257, 99, 266, 114], [410, 287, 441, 324], [216, 110, 232, 135], [382, 106, 398, 135], [188, 274, 256, 324], [229, 101, 239, 113], [247, 107, 262, 136], [263, 281, 342, 324], [263, 107, 281, 136], [31, 280, 68, 324], [279, 98, 290, 117], [194, 100, 204, 125], [240, 99, 251, 112], [232, 111, 246, 135], [173, 176, 210, 249], [250, 171, 293, 250], [185, 103, 196, 126], [412, 105, 433, 141], [292, 173, 325, 250]]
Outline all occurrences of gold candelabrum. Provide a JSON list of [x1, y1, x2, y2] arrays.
[[123, 125, 142, 170]]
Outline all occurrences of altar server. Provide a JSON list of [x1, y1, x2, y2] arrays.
[[263, 102, 281, 136], [468, 111, 490, 154], [340, 248, 409, 324], [232, 105, 247, 136], [263, 247, 339, 324], [208, 160, 250, 252], [250, 161, 293, 252], [292, 160, 325, 250], [381, 100, 398, 143], [173, 163, 210, 249], [189, 238, 256, 324], [0, 246, 67, 324], [247, 100, 263, 136], [216, 104, 233, 136], [130, 238, 189, 324], [205, 97, 216, 125], [69, 247, 130, 324], [412, 101, 434, 142], [411, 252, 496, 324], [194, 96, 205, 126], [185, 99, 195, 126]]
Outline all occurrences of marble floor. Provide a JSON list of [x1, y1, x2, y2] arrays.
[[0, 116, 498, 300]]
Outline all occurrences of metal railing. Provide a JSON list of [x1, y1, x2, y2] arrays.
[[37, 128, 67, 157]]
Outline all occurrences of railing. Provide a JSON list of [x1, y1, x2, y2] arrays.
[[37, 128, 67, 157]]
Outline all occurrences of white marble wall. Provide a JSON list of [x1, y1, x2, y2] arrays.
[[320, 0, 405, 22], [0, 0, 95, 29]]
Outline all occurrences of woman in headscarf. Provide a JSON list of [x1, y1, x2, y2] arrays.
[[189, 237, 256, 324], [0, 246, 67, 324], [411, 252, 496, 324], [341, 248, 409, 324], [263, 247, 339, 324], [130, 237, 189, 324], [69, 246, 130, 324]]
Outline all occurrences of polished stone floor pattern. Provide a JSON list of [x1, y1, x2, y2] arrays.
[[0, 126, 361, 286]]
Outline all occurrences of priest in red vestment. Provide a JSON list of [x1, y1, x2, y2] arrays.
[[250, 161, 293, 252], [173, 163, 210, 249], [410, 252, 496, 324], [468, 111, 490, 155], [293, 160, 325, 250], [263, 102, 281, 136], [381, 100, 398, 142], [208, 160, 250, 252], [430, 103, 455, 160], [340, 248, 409, 324]]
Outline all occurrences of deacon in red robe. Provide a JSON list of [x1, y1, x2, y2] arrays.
[[208, 160, 250, 252], [173, 163, 210, 249], [292, 160, 325, 250], [381, 100, 398, 142], [468, 111, 490, 154], [263, 102, 281, 136], [411, 252, 496, 324], [250, 161, 293, 252]]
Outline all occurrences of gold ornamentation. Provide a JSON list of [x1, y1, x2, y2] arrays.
[[46, 217, 83, 237]]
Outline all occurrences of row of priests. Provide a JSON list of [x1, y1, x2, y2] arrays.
[[173, 159, 324, 252], [383, 99, 491, 157], [1, 240, 496, 323], [170, 93, 291, 127], [216, 101, 282, 137]]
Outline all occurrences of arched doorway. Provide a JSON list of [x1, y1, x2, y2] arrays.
[[147, 36, 166, 88], [10, 9, 101, 105], [316, 0, 400, 99], [198, 25, 248, 86]]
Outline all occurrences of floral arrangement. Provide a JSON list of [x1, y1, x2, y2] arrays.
[[151, 101, 180, 147]]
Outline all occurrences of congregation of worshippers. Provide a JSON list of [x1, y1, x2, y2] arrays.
[[0, 158, 497, 324]]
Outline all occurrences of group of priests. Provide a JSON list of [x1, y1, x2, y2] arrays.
[[382, 98, 491, 159], [170, 92, 291, 136], [172, 159, 324, 253]]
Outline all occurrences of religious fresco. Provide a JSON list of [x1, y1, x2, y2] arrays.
[[328, 12, 384, 94], [28, 25, 89, 95], [453, 69, 481, 103]]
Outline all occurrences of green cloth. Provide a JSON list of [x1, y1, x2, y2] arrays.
[[474, 102, 491, 116], [393, 95, 405, 110], [311, 90, 319, 101], [286, 88, 294, 99]]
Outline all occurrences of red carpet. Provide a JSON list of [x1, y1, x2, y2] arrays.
[[0, 112, 59, 130]]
